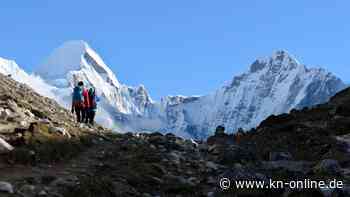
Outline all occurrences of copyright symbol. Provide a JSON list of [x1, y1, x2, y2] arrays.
[[220, 178, 231, 190]]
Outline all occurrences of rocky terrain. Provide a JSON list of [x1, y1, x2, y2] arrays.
[[0, 73, 350, 197]]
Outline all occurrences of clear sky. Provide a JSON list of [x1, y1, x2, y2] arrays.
[[1, 1, 349, 100]]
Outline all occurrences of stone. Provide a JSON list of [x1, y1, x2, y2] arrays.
[[19, 184, 35, 193], [206, 161, 219, 171], [38, 190, 48, 196], [314, 159, 341, 175], [168, 151, 182, 165], [0, 181, 14, 194], [20, 120, 29, 127], [0, 108, 11, 119], [49, 126, 71, 138], [0, 137, 14, 153], [142, 193, 153, 197], [208, 145, 220, 154], [187, 177, 199, 186], [207, 191, 215, 197], [50, 178, 74, 188], [39, 118, 51, 124]]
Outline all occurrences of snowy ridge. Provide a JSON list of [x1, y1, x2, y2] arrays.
[[0, 43, 346, 139], [162, 50, 346, 138], [0, 57, 57, 99]]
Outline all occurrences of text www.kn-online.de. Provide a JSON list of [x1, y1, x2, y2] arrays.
[[219, 178, 344, 190]]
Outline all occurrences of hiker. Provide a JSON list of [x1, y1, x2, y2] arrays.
[[87, 87, 99, 125], [82, 85, 90, 123], [71, 81, 89, 123]]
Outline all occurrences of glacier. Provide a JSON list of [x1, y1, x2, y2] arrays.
[[0, 41, 346, 139]]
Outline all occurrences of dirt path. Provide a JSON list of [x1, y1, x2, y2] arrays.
[[0, 138, 114, 184]]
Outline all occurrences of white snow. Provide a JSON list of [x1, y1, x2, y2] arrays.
[[0, 137, 14, 153], [157, 50, 345, 138], [0, 42, 345, 139], [0, 57, 57, 98], [35, 40, 161, 130]]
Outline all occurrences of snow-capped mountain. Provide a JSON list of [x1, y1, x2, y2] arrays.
[[35, 40, 163, 130], [163, 51, 346, 138], [0, 41, 346, 139]]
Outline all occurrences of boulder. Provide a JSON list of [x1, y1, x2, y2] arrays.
[[0, 181, 14, 194], [49, 126, 71, 138], [0, 137, 14, 153], [0, 108, 12, 120]]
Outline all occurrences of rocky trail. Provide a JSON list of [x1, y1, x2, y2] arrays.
[[0, 133, 116, 197], [1, 74, 350, 197]]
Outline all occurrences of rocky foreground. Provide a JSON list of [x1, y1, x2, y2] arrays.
[[0, 73, 349, 197]]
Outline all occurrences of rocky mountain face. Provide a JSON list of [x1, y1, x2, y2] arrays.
[[168, 50, 346, 139], [0, 73, 83, 137], [0, 41, 346, 139], [0, 71, 349, 197]]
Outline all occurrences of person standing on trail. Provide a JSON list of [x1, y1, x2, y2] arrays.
[[81, 84, 90, 124], [71, 81, 85, 123], [87, 87, 99, 125]]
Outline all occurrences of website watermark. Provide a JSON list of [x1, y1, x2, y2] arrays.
[[219, 178, 344, 190]]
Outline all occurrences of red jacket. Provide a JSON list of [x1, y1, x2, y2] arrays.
[[82, 88, 90, 108]]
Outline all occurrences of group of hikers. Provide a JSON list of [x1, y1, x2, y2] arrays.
[[71, 81, 99, 125]]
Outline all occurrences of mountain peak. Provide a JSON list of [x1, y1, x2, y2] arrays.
[[250, 50, 300, 73], [36, 40, 120, 88], [271, 49, 299, 64], [36, 40, 90, 79], [271, 49, 291, 58]]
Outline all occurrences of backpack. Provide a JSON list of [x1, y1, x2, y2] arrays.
[[89, 88, 97, 109], [72, 86, 84, 102], [82, 88, 90, 108]]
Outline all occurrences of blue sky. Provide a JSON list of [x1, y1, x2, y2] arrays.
[[1, 1, 349, 100]]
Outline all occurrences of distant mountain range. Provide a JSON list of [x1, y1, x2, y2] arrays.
[[0, 41, 346, 139]]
